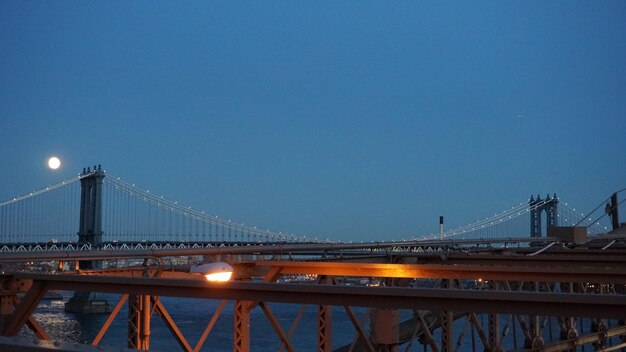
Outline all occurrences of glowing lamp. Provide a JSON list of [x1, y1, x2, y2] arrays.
[[190, 262, 234, 282]]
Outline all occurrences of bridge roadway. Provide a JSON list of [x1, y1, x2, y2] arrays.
[[1, 236, 626, 351], [0, 236, 571, 261], [0, 236, 563, 255]]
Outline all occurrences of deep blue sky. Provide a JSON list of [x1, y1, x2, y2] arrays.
[[1, 2, 625, 241]]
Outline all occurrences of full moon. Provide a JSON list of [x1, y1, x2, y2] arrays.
[[48, 157, 61, 170]]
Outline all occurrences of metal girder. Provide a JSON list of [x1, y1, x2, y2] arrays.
[[26, 316, 51, 341], [0, 237, 572, 263], [416, 310, 440, 352], [541, 325, 626, 352], [279, 305, 307, 352], [259, 302, 295, 352], [69, 251, 626, 283], [127, 293, 152, 350], [468, 312, 489, 348], [194, 300, 227, 352], [92, 294, 128, 345], [127, 295, 142, 349], [317, 275, 333, 352], [398, 252, 626, 268], [4, 235, 626, 263], [2, 270, 626, 351], [244, 265, 283, 311], [0, 279, 30, 337], [440, 279, 454, 352], [0, 240, 472, 263], [24, 314, 50, 341], [152, 297, 193, 352], [8, 273, 626, 319], [234, 300, 250, 352], [318, 304, 332, 352], [2, 295, 51, 341], [344, 306, 376, 352], [242, 261, 626, 283], [2, 281, 48, 336], [487, 281, 503, 352]]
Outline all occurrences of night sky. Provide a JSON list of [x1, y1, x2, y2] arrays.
[[1, 2, 625, 242]]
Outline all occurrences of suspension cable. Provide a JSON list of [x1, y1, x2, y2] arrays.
[[443, 198, 552, 237], [103, 173, 312, 243], [0, 175, 82, 207], [573, 194, 614, 227], [585, 198, 626, 230]]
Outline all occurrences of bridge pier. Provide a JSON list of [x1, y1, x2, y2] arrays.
[[64, 292, 112, 314]]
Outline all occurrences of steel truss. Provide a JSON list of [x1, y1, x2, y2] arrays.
[[1, 250, 626, 351]]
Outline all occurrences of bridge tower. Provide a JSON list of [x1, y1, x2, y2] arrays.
[[77, 165, 104, 247], [529, 194, 558, 238], [65, 165, 112, 313]]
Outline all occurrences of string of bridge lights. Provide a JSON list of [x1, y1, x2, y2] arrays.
[[559, 202, 609, 234], [1, 169, 618, 242], [0, 175, 83, 208], [103, 173, 314, 243]]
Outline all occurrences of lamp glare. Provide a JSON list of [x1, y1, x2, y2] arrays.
[[204, 271, 233, 282]]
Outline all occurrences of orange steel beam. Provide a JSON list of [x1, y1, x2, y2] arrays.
[[344, 306, 376, 352], [234, 300, 250, 352], [398, 252, 626, 267], [8, 296, 50, 341], [317, 276, 333, 352], [92, 294, 128, 345], [292, 248, 626, 265], [280, 304, 306, 352], [141, 294, 151, 350], [193, 300, 227, 352], [152, 297, 193, 352], [240, 261, 626, 284], [73, 257, 626, 284], [24, 315, 50, 341], [2, 281, 48, 336], [245, 266, 284, 311], [50, 251, 626, 287], [127, 294, 142, 349], [10, 273, 626, 320], [417, 310, 440, 352], [259, 302, 295, 352]]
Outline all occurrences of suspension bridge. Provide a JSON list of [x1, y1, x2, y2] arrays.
[[0, 165, 625, 352], [0, 165, 615, 252]]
